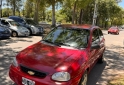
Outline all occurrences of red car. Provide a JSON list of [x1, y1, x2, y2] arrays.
[[9, 24, 105, 85], [108, 27, 119, 34]]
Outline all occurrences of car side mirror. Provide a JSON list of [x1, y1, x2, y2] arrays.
[[91, 44, 100, 49]]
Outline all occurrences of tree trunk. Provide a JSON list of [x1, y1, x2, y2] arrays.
[[72, 0, 78, 24], [79, 9, 83, 24], [34, 0, 39, 24], [12, 0, 16, 16], [51, 3, 56, 27]]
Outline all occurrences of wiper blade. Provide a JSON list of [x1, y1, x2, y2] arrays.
[[55, 42, 71, 47], [42, 40, 60, 46]]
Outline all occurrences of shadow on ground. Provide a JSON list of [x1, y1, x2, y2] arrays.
[[87, 45, 124, 85], [0, 36, 38, 47], [0, 48, 18, 85]]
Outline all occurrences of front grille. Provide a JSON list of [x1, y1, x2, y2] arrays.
[[20, 65, 47, 78]]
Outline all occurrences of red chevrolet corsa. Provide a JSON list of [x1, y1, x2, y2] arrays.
[[9, 24, 105, 85], [108, 26, 119, 35]]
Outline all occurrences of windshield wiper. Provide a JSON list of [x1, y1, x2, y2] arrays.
[[42, 40, 60, 46], [55, 42, 71, 47]]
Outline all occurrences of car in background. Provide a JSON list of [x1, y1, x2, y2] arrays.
[[0, 18, 30, 37], [25, 18, 44, 35], [9, 16, 43, 35], [0, 25, 11, 39], [39, 21, 48, 24], [9, 24, 105, 85], [56, 22, 61, 26], [108, 26, 119, 35]]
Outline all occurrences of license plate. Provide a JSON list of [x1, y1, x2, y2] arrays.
[[22, 77, 35, 85]]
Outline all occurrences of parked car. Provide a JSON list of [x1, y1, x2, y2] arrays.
[[56, 22, 61, 26], [25, 18, 44, 35], [108, 26, 119, 35], [0, 25, 11, 39], [9, 16, 43, 35], [0, 18, 30, 37], [9, 24, 105, 85]]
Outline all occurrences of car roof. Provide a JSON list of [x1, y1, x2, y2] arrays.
[[9, 16, 22, 18], [58, 24, 99, 30]]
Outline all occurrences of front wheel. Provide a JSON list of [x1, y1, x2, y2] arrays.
[[11, 31, 18, 37], [79, 71, 88, 85]]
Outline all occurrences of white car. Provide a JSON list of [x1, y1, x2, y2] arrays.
[[9, 16, 43, 35], [0, 18, 30, 37]]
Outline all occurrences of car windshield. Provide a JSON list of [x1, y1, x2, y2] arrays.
[[25, 19, 37, 25], [42, 27, 90, 49], [8, 21, 20, 26], [110, 27, 117, 29]]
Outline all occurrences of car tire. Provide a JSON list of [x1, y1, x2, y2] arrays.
[[98, 53, 104, 64], [12, 31, 18, 37], [79, 71, 88, 85]]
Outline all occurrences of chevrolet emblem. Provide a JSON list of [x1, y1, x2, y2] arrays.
[[27, 71, 35, 75]]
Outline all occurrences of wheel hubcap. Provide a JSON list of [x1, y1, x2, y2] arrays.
[[13, 32, 16, 37]]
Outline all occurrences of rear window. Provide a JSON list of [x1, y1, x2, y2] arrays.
[[9, 17, 24, 23]]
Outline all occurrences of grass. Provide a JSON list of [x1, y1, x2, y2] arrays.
[[108, 75, 124, 85]]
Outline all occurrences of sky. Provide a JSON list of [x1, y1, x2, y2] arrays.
[[118, 0, 124, 8]]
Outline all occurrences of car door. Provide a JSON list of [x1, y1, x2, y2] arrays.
[[89, 29, 101, 69], [97, 29, 105, 56]]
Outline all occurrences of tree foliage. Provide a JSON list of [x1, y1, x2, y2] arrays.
[[2, 0, 124, 28]]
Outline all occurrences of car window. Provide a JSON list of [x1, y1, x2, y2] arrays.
[[98, 29, 104, 42], [9, 17, 24, 23], [43, 27, 90, 49], [92, 29, 100, 45], [1, 20, 9, 26], [8, 21, 20, 26], [25, 19, 37, 25]]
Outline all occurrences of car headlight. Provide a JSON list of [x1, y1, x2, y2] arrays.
[[52, 72, 70, 81], [12, 57, 18, 67]]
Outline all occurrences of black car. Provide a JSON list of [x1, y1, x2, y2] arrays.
[[25, 18, 44, 34], [0, 25, 11, 39]]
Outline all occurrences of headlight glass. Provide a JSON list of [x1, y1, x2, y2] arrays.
[[12, 57, 18, 67], [52, 72, 70, 81]]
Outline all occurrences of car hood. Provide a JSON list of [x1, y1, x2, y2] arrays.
[[0, 26, 8, 31], [0, 27, 5, 31], [108, 28, 117, 31], [17, 42, 87, 74]]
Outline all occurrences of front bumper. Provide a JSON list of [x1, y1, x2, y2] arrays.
[[9, 65, 80, 85], [0, 33, 11, 38]]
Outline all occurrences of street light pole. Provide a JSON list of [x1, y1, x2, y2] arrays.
[[92, 0, 98, 25]]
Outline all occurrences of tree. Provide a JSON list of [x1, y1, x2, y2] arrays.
[[45, 0, 63, 27], [6, 0, 23, 16]]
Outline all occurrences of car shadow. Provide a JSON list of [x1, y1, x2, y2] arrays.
[[87, 61, 107, 85], [0, 37, 35, 47]]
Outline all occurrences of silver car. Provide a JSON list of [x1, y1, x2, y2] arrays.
[[0, 18, 30, 37]]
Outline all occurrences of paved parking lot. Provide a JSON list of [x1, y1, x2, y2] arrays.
[[0, 29, 124, 85]]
